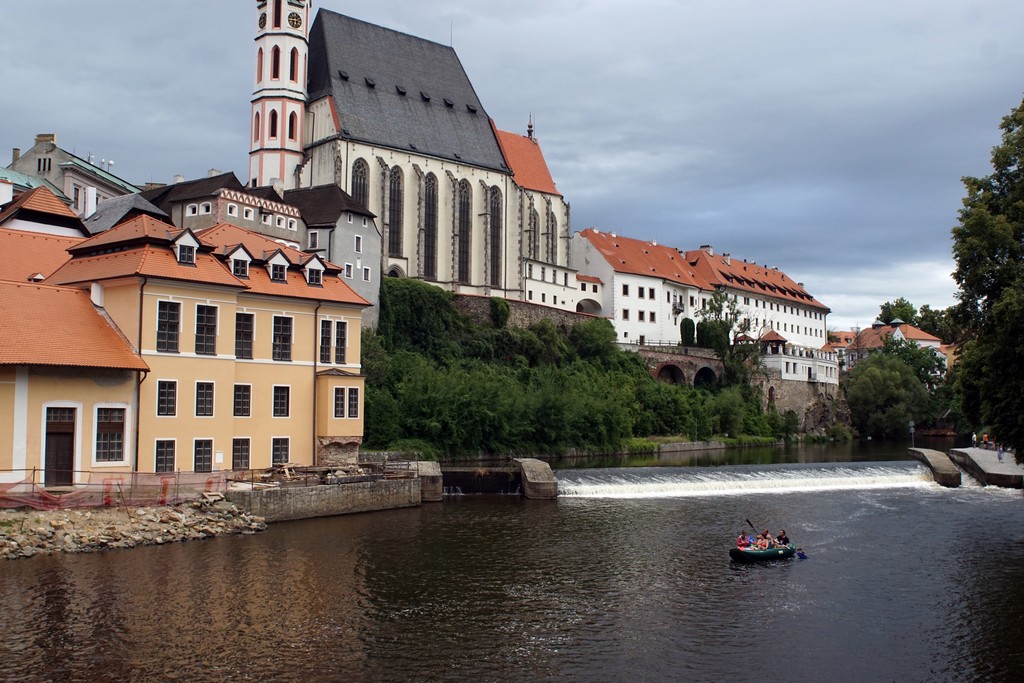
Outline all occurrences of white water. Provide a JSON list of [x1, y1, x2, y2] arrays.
[[556, 462, 936, 498]]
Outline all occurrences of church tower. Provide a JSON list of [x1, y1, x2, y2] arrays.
[[249, 0, 310, 189]]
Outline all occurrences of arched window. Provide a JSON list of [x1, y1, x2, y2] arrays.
[[253, 111, 261, 142], [423, 174, 438, 280], [272, 0, 282, 28], [457, 180, 472, 283], [351, 159, 369, 207], [546, 209, 557, 263], [269, 110, 278, 139], [388, 167, 403, 257], [257, 48, 263, 83], [287, 112, 297, 140], [488, 187, 502, 287], [528, 208, 539, 260], [289, 48, 298, 82], [271, 46, 281, 79]]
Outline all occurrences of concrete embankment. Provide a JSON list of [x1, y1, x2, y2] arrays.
[[907, 448, 961, 487], [1, 500, 266, 561], [225, 478, 420, 523], [949, 447, 1024, 488]]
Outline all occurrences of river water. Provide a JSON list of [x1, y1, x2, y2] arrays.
[[2, 441, 1024, 682]]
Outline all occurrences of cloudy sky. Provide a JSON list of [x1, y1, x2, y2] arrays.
[[4, 0, 1024, 331]]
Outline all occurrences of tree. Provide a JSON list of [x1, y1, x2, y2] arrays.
[[879, 336, 945, 390], [878, 297, 917, 325], [916, 304, 961, 343], [845, 354, 930, 438], [697, 289, 762, 389], [951, 95, 1024, 456]]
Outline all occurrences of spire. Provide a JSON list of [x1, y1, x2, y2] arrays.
[[527, 114, 534, 140]]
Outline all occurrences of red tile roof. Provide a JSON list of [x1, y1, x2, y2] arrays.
[[0, 186, 86, 235], [576, 274, 603, 284], [0, 280, 147, 370], [0, 227, 80, 281], [760, 330, 788, 343], [683, 249, 829, 312], [493, 126, 560, 196], [852, 322, 942, 350], [47, 245, 246, 289], [67, 214, 183, 253], [578, 228, 705, 289]]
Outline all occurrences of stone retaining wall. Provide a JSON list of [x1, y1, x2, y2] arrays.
[[225, 479, 420, 522], [453, 294, 591, 330]]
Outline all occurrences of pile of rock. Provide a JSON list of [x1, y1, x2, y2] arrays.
[[0, 498, 266, 560]]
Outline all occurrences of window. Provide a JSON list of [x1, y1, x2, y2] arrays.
[[262, 213, 272, 225], [351, 159, 369, 207], [272, 316, 292, 361], [649, 288, 655, 299], [288, 218, 297, 231], [235, 313, 254, 359], [270, 263, 286, 282], [276, 216, 286, 229], [95, 408, 126, 463], [334, 387, 346, 418], [243, 207, 254, 221], [622, 284, 629, 296], [233, 385, 251, 417], [157, 381, 177, 416], [335, 321, 347, 364], [362, 267, 371, 282], [271, 45, 281, 79], [273, 386, 290, 417], [639, 288, 645, 300], [320, 319, 332, 363], [227, 204, 238, 217], [156, 301, 180, 352], [256, 47, 263, 82], [195, 382, 214, 417], [622, 309, 630, 321], [457, 180, 471, 283], [272, 437, 289, 464], [424, 174, 438, 279], [638, 311, 646, 322], [528, 209, 539, 260], [253, 112, 260, 142], [186, 204, 198, 217], [488, 187, 502, 287], [354, 235, 363, 253], [308, 268, 322, 286], [348, 387, 360, 419], [287, 112, 297, 140], [308, 231, 319, 249], [272, 0, 282, 28], [195, 305, 217, 355], [344, 263, 353, 279], [289, 47, 298, 81], [199, 203, 212, 215], [233, 258, 249, 278], [650, 312, 657, 323], [269, 110, 278, 138], [232, 438, 250, 470], [178, 244, 195, 265], [194, 440, 213, 473], [155, 440, 175, 473], [580, 282, 586, 291], [388, 167, 403, 257]]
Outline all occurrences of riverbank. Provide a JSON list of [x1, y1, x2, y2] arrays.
[[0, 499, 266, 560]]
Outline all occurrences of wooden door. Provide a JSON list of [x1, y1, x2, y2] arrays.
[[44, 408, 75, 486]]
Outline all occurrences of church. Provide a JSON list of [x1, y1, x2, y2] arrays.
[[249, 0, 574, 306]]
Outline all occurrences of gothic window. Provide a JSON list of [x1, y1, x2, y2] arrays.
[[528, 208, 539, 260], [289, 48, 298, 82], [351, 159, 369, 208], [488, 187, 502, 288], [271, 46, 281, 79], [269, 110, 278, 139], [272, 0, 282, 29], [253, 112, 260, 142], [257, 48, 263, 82], [457, 180, 471, 283], [388, 167, 403, 257], [423, 173, 438, 280], [287, 112, 297, 140], [546, 209, 558, 263]]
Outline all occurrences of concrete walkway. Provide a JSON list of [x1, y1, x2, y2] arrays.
[[948, 447, 1024, 488]]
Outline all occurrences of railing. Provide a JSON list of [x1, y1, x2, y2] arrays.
[[0, 469, 227, 510]]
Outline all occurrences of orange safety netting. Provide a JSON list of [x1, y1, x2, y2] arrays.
[[0, 472, 228, 510]]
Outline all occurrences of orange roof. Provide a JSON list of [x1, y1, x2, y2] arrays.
[[760, 330, 788, 343], [0, 227, 79, 281], [829, 330, 857, 348], [578, 228, 704, 289], [576, 274, 602, 284], [684, 248, 829, 312], [852, 322, 942, 350], [493, 126, 560, 196], [68, 214, 182, 253], [47, 245, 245, 289], [0, 186, 79, 224], [0, 280, 147, 370]]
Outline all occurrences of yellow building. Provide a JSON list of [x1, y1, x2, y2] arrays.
[[46, 215, 369, 474]]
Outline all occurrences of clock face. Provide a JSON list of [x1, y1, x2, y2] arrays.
[[258, 13, 266, 29], [288, 12, 302, 29]]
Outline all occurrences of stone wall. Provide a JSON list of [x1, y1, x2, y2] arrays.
[[226, 479, 420, 523], [759, 368, 847, 433], [452, 294, 592, 330]]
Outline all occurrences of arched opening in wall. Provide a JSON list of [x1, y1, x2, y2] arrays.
[[488, 186, 502, 288], [546, 209, 557, 263], [271, 46, 281, 79], [351, 158, 369, 207], [576, 298, 602, 315], [386, 266, 405, 278], [423, 173, 438, 280], [656, 363, 685, 385], [290, 48, 299, 82], [528, 208, 539, 260], [388, 167, 404, 257], [269, 110, 278, 138], [288, 112, 297, 140], [694, 366, 717, 389], [253, 111, 261, 142], [767, 386, 776, 408], [257, 48, 263, 82], [457, 179, 472, 283], [273, 0, 282, 28]]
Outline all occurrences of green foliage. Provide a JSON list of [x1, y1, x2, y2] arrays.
[[878, 297, 918, 325], [846, 354, 930, 437], [916, 304, 961, 343], [825, 423, 853, 441], [681, 318, 696, 346], [375, 278, 468, 361], [489, 297, 510, 328], [951, 95, 1024, 455], [879, 336, 946, 389], [696, 290, 762, 388]]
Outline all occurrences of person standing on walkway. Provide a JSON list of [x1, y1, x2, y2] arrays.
[[998, 444, 1004, 462], [972, 432, 978, 448], [984, 433, 989, 449]]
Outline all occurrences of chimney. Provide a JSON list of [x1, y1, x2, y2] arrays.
[[0, 179, 13, 206], [700, 244, 714, 255], [35, 133, 56, 146], [173, 175, 185, 184], [84, 187, 98, 218], [11, 148, 20, 164], [207, 168, 222, 178], [723, 253, 731, 265]]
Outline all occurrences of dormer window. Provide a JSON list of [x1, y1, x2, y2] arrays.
[[307, 268, 322, 286], [270, 263, 286, 282], [232, 259, 249, 278], [178, 244, 196, 265]]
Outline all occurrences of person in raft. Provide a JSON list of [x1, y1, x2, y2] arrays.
[[736, 532, 751, 549], [776, 529, 790, 546]]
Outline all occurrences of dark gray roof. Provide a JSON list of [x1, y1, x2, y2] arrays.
[[81, 193, 168, 235], [283, 184, 375, 227], [308, 10, 509, 174], [139, 172, 245, 214]]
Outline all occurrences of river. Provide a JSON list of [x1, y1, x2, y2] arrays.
[[2, 440, 1023, 682]]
